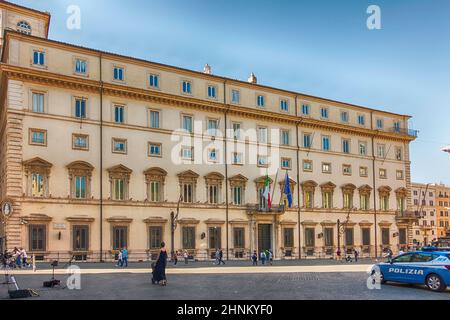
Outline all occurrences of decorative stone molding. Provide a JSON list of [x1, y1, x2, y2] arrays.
[[66, 216, 95, 223], [22, 214, 53, 223], [143, 217, 168, 225], [229, 174, 248, 188], [301, 220, 318, 226], [67, 161, 94, 199], [204, 219, 225, 225], [229, 219, 248, 225], [395, 187, 408, 198], [106, 216, 133, 224], [107, 164, 132, 179], [378, 186, 392, 197], [378, 221, 393, 227], [255, 176, 273, 189], [301, 180, 317, 192], [341, 183, 356, 195], [279, 178, 297, 190], [320, 220, 337, 226], [177, 170, 199, 185], [320, 182, 336, 192], [177, 218, 200, 225], [358, 185, 373, 196], [144, 167, 167, 184], [359, 220, 374, 227], [280, 220, 297, 226], [23, 157, 53, 197], [204, 172, 224, 185]]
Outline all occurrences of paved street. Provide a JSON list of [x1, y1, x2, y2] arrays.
[[1, 260, 449, 300]]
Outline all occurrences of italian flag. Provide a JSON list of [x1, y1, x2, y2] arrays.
[[262, 173, 271, 209]]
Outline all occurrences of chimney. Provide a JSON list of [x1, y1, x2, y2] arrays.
[[203, 64, 212, 75], [248, 72, 257, 84]]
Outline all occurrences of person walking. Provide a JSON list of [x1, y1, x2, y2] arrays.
[[116, 250, 123, 267], [173, 251, 178, 266], [354, 249, 359, 263], [122, 247, 129, 267], [336, 248, 342, 261], [214, 249, 220, 265], [268, 250, 273, 266], [183, 250, 189, 265], [218, 249, 225, 265], [152, 242, 168, 286], [260, 251, 266, 265], [251, 251, 258, 266], [20, 248, 28, 268]]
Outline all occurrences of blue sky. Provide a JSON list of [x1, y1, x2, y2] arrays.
[[13, 0, 450, 184]]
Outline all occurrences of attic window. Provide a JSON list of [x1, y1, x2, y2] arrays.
[[17, 21, 32, 35]]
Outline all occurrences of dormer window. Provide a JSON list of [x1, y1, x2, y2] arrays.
[[17, 21, 31, 35]]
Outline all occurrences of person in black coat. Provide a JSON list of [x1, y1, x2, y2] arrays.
[[152, 242, 168, 286]]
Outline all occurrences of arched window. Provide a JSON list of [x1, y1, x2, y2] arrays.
[[17, 21, 32, 35]]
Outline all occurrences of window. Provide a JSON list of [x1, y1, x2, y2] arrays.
[[29, 129, 47, 146], [284, 228, 294, 248], [181, 147, 193, 160], [75, 59, 87, 75], [342, 139, 350, 154], [396, 170, 404, 180], [257, 95, 265, 108], [320, 107, 329, 119], [345, 228, 354, 246], [149, 110, 160, 129], [303, 160, 313, 172], [31, 173, 45, 197], [182, 115, 193, 133], [360, 167, 368, 177], [257, 127, 268, 143], [113, 226, 128, 250], [182, 183, 194, 203], [231, 90, 240, 104], [362, 228, 371, 246], [149, 74, 159, 88], [359, 141, 367, 156], [322, 191, 332, 209], [17, 21, 31, 35], [380, 195, 389, 211], [73, 134, 89, 150], [324, 228, 334, 247], [33, 50, 45, 66], [360, 194, 370, 211], [281, 158, 292, 170], [232, 152, 243, 165], [379, 169, 387, 179], [303, 133, 312, 148], [208, 149, 218, 162], [381, 228, 390, 246], [73, 225, 89, 251], [114, 105, 125, 124], [182, 81, 192, 94], [74, 176, 87, 199], [208, 227, 222, 249], [232, 186, 243, 205], [377, 144, 386, 158], [149, 181, 161, 202], [75, 98, 86, 119], [232, 122, 241, 139], [304, 190, 314, 209], [208, 184, 219, 204], [281, 130, 290, 146], [395, 147, 403, 161], [343, 164, 352, 176], [302, 104, 310, 115], [280, 99, 289, 112], [112, 178, 125, 200], [322, 136, 330, 151], [29, 225, 46, 252], [112, 138, 127, 154], [394, 121, 401, 133], [182, 227, 196, 249], [149, 226, 163, 249], [340, 111, 349, 123], [358, 115, 365, 126], [32, 92, 45, 113], [322, 163, 331, 174], [376, 118, 384, 129], [148, 142, 162, 157], [234, 228, 245, 248], [113, 66, 124, 81], [207, 85, 217, 99], [207, 119, 219, 136], [258, 155, 268, 167], [305, 228, 315, 247]]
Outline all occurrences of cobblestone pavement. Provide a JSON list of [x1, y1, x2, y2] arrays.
[[1, 264, 449, 300]]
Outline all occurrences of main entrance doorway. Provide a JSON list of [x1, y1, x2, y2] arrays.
[[258, 224, 273, 253]]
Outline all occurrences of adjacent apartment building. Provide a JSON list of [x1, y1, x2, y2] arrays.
[[411, 183, 437, 246], [0, 1, 418, 262], [435, 184, 450, 239]]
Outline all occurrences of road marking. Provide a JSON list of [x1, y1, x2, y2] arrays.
[[9, 264, 374, 275]]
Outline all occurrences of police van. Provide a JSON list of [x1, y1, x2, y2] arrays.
[[373, 251, 450, 292]]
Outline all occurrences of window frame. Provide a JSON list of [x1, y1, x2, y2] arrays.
[[72, 134, 89, 151], [112, 138, 128, 154], [29, 128, 47, 147], [148, 142, 162, 158]]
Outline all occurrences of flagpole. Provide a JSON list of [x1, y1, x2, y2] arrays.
[[271, 168, 279, 211]]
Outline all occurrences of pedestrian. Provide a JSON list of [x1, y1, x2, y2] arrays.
[[122, 247, 129, 267], [13, 247, 21, 268], [173, 251, 178, 266], [116, 249, 123, 267], [354, 249, 359, 263], [218, 249, 225, 265], [268, 250, 273, 266], [336, 248, 342, 261], [184, 250, 189, 265], [214, 249, 220, 265], [387, 248, 393, 263], [260, 251, 266, 265], [251, 251, 258, 266], [152, 242, 168, 286], [20, 248, 28, 267]]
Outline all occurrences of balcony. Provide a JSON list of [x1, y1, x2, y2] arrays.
[[246, 204, 286, 214], [396, 210, 420, 222], [389, 127, 419, 138]]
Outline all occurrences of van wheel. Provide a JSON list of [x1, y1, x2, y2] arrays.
[[426, 274, 447, 292]]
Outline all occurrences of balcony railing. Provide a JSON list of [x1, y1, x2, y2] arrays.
[[246, 204, 286, 214], [389, 127, 419, 138], [396, 210, 421, 220]]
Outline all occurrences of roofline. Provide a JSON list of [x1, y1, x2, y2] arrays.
[[0, 0, 51, 38], [3, 30, 412, 119]]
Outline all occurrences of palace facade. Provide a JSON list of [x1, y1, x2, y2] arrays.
[[0, 1, 418, 262]]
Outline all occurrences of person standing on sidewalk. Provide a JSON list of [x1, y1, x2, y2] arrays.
[[122, 247, 129, 267], [260, 251, 266, 265], [251, 251, 258, 266], [268, 250, 273, 266], [218, 249, 225, 265], [116, 250, 123, 267], [152, 242, 168, 286], [183, 250, 189, 265], [354, 249, 359, 263], [336, 248, 342, 261]]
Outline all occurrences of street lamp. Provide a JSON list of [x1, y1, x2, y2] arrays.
[[170, 195, 183, 262]]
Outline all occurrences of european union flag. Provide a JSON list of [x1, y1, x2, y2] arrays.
[[284, 172, 293, 208]]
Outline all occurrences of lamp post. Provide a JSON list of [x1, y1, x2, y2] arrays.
[[170, 195, 183, 262], [337, 207, 353, 258]]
